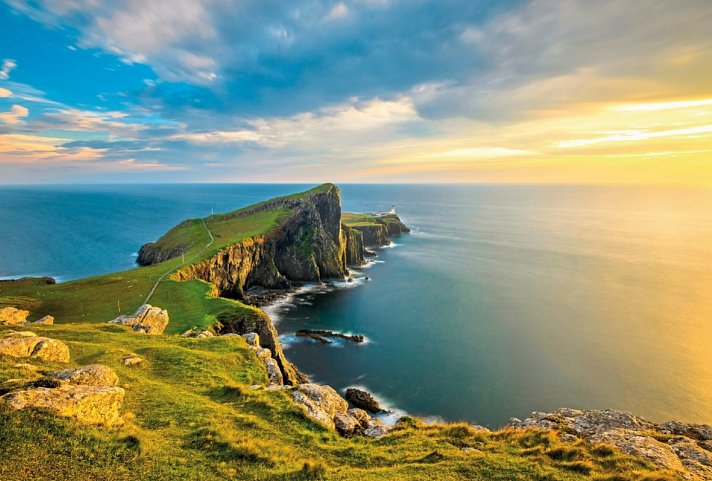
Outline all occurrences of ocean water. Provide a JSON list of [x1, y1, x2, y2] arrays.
[[1, 184, 711, 427]]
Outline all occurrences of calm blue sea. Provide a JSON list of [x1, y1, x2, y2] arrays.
[[1, 184, 711, 427]]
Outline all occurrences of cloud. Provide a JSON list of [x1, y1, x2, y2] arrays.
[[0, 104, 29, 124], [0, 87, 12, 97], [0, 59, 17, 80], [327, 3, 349, 20]]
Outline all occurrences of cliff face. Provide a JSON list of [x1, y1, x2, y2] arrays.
[[342, 226, 365, 266], [170, 185, 349, 298]]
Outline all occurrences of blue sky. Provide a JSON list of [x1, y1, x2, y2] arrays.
[[1, 0, 711, 184]]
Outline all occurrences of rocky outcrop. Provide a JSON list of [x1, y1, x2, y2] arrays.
[[345, 387, 383, 413], [292, 383, 349, 430], [1, 385, 125, 426], [291, 383, 390, 438], [109, 304, 169, 335], [0, 332, 70, 363], [217, 311, 304, 386], [49, 364, 119, 387], [27, 315, 54, 325], [509, 408, 712, 480], [0, 307, 30, 325]]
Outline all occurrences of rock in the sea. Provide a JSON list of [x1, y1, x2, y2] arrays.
[[0, 334, 70, 362], [292, 383, 349, 430], [241, 332, 260, 348], [109, 304, 168, 335], [509, 408, 712, 480], [1, 385, 125, 426], [49, 364, 119, 386], [345, 387, 383, 413], [263, 357, 284, 386], [27, 315, 54, 326], [0, 307, 30, 325]]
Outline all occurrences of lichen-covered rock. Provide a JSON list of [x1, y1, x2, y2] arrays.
[[49, 364, 119, 386], [181, 329, 214, 338], [347, 408, 371, 427], [292, 383, 349, 430], [1, 385, 125, 426], [109, 304, 168, 335], [334, 412, 360, 435], [0, 307, 30, 325], [589, 429, 686, 472], [263, 357, 284, 386], [345, 387, 383, 413], [0, 335, 70, 362], [255, 348, 272, 359], [509, 408, 712, 480], [363, 418, 390, 438], [241, 332, 260, 347], [659, 421, 712, 441], [27, 315, 54, 326], [122, 356, 143, 367]]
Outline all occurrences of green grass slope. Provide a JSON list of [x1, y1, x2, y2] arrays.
[[0, 324, 679, 481]]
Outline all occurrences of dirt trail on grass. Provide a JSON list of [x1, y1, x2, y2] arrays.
[[143, 218, 215, 305]]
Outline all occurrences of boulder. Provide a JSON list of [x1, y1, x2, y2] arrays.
[[122, 355, 143, 367], [49, 364, 119, 386], [345, 387, 383, 413], [109, 304, 168, 335], [241, 332, 260, 348], [256, 348, 272, 359], [292, 383, 349, 430], [0, 335, 70, 362], [181, 329, 214, 338], [1, 385, 125, 426], [264, 357, 284, 386], [0, 307, 30, 325], [363, 418, 389, 438], [347, 408, 371, 427], [334, 412, 361, 435], [27, 315, 54, 326]]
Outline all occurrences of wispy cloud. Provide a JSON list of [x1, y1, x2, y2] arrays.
[[0, 58, 16, 80]]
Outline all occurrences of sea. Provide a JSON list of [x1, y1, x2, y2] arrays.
[[1, 183, 711, 427]]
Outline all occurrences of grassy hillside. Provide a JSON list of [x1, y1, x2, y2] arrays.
[[0, 324, 678, 481]]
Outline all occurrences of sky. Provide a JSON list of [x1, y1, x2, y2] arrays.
[[0, 0, 711, 185]]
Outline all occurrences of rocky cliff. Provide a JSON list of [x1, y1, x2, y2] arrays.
[[135, 184, 408, 385]]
